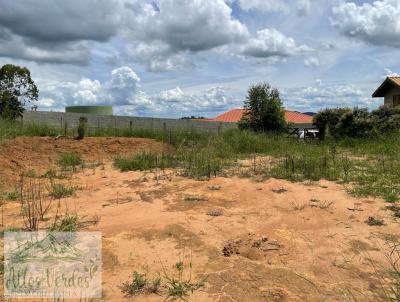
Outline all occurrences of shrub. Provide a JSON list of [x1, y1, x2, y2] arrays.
[[313, 108, 351, 139], [49, 184, 75, 199], [77, 116, 88, 140], [314, 107, 400, 140], [52, 215, 78, 232]]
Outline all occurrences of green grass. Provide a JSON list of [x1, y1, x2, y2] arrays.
[[0, 119, 60, 141], [114, 152, 176, 172], [57, 152, 83, 170], [3, 119, 400, 202]]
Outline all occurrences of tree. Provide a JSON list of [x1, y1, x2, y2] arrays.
[[0, 64, 39, 119], [238, 83, 287, 132]]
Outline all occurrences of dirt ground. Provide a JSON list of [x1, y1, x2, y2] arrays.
[[0, 136, 169, 187], [1, 137, 399, 301]]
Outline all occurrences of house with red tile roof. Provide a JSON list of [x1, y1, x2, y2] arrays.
[[372, 76, 400, 108], [208, 108, 313, 127]]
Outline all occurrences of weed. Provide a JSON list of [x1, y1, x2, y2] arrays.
[[120, 271, 161, 297], [318, 200, 335, 210], [365, 216, 385, 226], [4, 190, 18, 201], [272, 187, 287, 194], [52, 215, 79, 232], [164, 261, 206, 302], [184, 195, 207, 203], [41, 169, 67, 180], [386, 205, 400, 219], [57, 152, 83, 170], [114, 152, 175, 172], [309, 199, 334, 210], [290, 202, 308, 211], [208, 185, 221, 191], [49, 183, 75, 199], [206, 209, 223, 217]]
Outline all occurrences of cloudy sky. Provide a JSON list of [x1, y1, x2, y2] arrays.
[[0, 0, 399, 118]]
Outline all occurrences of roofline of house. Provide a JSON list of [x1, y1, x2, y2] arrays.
[[372, 77, 400, 98]]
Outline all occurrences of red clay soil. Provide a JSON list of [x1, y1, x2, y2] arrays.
[[0, 136, 168, 187]]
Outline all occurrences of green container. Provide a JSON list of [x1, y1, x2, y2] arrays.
[[65, 106, 113, 115]]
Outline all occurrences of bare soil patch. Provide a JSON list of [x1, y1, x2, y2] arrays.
[[0, 136, 168, 186], [0, 137, 399, 301]]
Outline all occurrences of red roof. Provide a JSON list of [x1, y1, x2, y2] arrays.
[[209, 109, 313, 124]]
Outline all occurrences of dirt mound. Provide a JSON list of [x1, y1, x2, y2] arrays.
[[223, 233, 284, 261], [0, 136, 168, 187]]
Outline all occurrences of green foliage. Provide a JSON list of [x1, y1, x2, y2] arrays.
[[239, 83, 287, 133], [313, 108, 351, 139], [164, 261, 206, 301], [3, 190, 18, 201], [313, 107, 400, 139], [120, 271, 161, 296], [48, 184, 75, 199], [77, 116, 88, 140], [0, 64, 38, 120], [52, 215, 78, 232], [57, 152, 83, 170]]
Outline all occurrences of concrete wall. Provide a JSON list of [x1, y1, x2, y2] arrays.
[[384, 86, 400, 107], [22, 111, 238, 134]]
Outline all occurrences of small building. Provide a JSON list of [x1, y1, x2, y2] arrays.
[[372, 76, 400, 108]]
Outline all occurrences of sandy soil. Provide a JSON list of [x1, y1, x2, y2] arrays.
[[1, 137, 399, 301], [0, 136, 169, 187]]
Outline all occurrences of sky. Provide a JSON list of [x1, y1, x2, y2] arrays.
[[0, 0, 399, 118]]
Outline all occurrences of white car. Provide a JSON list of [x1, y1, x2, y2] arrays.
[[299, 129, 319, 139]]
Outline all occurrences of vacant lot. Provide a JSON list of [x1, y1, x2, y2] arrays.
[[1, 135, 399, 301]]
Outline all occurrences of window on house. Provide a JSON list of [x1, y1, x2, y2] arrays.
[[394, 95, 400, 107]]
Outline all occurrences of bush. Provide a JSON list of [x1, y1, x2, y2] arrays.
[[52, 215, 78, 232], [77, 116, 87, 140], [314, 107, 400, 139], [49, 184, 75, 199], [313, 108, 351, 139]]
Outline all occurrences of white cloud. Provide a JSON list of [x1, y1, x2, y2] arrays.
[[124, 0, 249, 71], [331, 0, 400, 47], [304, 57, 320, 67], [38, 66, 236, 117], [283, 82, 371, 112], [237, 0, 287, 13], [235, 0, 313, 15], [384, 68, 400, 77], [240, 28, 312, 58]]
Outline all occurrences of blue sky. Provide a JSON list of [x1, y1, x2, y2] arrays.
[[0, 0, 399, 118]]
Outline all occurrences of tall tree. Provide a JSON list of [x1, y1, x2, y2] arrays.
[[0, 64, 38, 119], [239, 83, 287, 132]]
